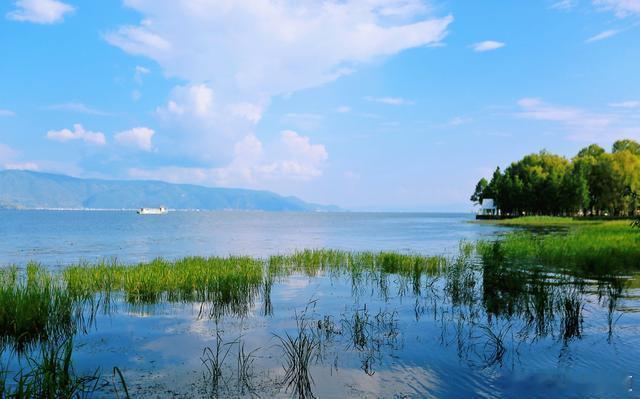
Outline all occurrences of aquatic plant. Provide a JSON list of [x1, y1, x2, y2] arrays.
[[235, 340, 259, 395], [201, 328, 235, 393], [479, 323, 511, 368], [275, 309, 319, 399], [111, 367, 130, 399], [64, 256, 264, 317], [0, 339, 101, 399], [340, 305, 400, 376], [0, 264, 88, 351]]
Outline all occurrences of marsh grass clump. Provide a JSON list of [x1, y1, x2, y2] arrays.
[[0, 264, 84, 351], [64, 256, 264, 317], [268, 250, 447, 279]]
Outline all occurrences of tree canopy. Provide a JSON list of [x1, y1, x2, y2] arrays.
[[471, 139, 640, 217]]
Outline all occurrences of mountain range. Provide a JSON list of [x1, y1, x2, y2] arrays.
[[0, 170, 336, 211]]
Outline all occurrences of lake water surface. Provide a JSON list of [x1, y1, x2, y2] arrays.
[[1, 211, 638, 398], [0, 210, 506, 266]]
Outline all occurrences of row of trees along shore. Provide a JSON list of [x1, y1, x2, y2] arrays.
[[471, 139, 640, 217]]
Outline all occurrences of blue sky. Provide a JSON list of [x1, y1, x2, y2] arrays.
[[1, 0, 639, 210]]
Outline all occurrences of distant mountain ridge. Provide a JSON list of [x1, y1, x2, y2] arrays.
[[0, 170, 337, 211]]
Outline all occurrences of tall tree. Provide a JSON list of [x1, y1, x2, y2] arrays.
[[471, 140, 640, 217], [612, 139, 640, 156], [470, 178, 488, 205]]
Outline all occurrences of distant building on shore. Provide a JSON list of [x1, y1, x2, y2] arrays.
[[476, 198, 498, 219]]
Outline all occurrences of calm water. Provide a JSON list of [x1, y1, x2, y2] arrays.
[[0, 210, 506, 266], [1, 210, 639, 398]]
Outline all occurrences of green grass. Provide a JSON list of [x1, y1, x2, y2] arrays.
[[0, 243, 633, 395], [64, 256, 264, 317], [477, 220, 640, 272], [267, 249, 447, 278], [0, 264, 83, 351], [479, 216, 627, 227], [0, 252, 450, 349]]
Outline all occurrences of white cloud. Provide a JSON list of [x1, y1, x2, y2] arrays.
[[446, 116, 472, 126], [336, 106, 351, 113], [517, 97, 543, 108], [364, 96, 414, 105], [0, 143, 39, 171], [46, 102, 111, 116], [228, 102, 263, 124], [610, 100, 640, 108], [106, 1, 452, 97], [129, 130, 328, 186], [0, 144, 19, 163], [517, 98, 591, 122], [6, 0, 74, 24], [0, 109, 15, 117], [135, 66, 150, 75], [471, 40, 506, 52], [551, 0, 578, 10], [46, 124, 106, 145], [134, 65, 150, 84], [157, 84, 214, 119], [3, 162, 39, 171], [211, 130, 328, 184], [155, 83, 264, 165], [265, 130, 328, 179], [105, 26, 171, 55], [114, 127, 155, 151], [107, 1, 450, 186], [515, 97, 640, 142], [593, 0, 640, 17], [586, 29, 619, 42]]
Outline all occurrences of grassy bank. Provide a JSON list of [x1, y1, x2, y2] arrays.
[[477, 217, 640, 272], [477, 216, 612, 227]]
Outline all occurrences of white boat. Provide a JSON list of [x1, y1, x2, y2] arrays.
[[137, 206, 168, 215]]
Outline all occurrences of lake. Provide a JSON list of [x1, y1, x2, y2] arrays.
[[0, 210, 507, 266], [0, 211, 638, 398]]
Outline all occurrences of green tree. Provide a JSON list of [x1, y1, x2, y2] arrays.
[[471, 140, 640, 218], [574, 144, 607, 215], [612, 139, 640, 156], [470, 178, 488, 205], [485, 167, 503, 209]]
